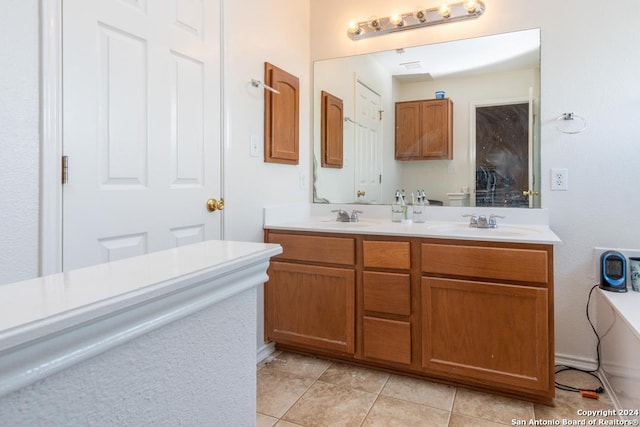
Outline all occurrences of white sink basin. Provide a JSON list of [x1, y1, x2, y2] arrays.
[[427, 223, 540, 237]]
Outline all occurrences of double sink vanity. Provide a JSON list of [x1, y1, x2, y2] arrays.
[[263, 204, 561, 405]]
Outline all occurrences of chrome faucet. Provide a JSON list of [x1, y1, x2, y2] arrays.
[[477, 215, 489, 228], [331, 209, 363, 222], [463, 213, 505, 228]]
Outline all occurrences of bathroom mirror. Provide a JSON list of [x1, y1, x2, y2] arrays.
[[313, 29, 540, 207]]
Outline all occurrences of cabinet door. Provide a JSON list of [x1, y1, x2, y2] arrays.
[[266, 261, 355, 354], [421, 277, 549, 392], [321, 91, 343, 168], [395, 101, 421, 159], [420, 99, 452, 159], [264, 62, 299, 164]]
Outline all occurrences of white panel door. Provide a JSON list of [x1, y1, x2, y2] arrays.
[[62, 0, 222, 270], [354, 80, 382, 203]]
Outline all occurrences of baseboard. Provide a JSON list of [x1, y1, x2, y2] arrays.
[[554, 353, 598, 371], [256, 341, 275, 364]]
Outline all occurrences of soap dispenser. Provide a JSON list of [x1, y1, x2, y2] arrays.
[[391, 190, 403, 222], [413, 190, 428, 223]]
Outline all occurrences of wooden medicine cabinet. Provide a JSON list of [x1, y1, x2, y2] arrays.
[[264, 62, 299, 164]]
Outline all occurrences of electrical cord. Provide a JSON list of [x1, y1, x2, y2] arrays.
[[554, 284, 605, 395]]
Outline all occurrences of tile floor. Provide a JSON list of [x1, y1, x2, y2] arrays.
[[257, 351, 617, 427]]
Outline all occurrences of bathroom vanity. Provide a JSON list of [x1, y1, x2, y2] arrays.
[[264, 205, 560, 405]]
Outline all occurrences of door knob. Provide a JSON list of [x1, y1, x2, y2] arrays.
[[206, 198, 224, 212], [357, 190, 365, 197], [522, 190, 539, 196]]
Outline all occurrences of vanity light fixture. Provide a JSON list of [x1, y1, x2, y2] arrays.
[[390, 14, 404, 27], [439, 4, 451, 18], [347, 1, 485, 41]]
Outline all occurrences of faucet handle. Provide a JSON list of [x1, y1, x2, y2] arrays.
[[350, 210, 363, 222], [462, 213, 478, 227], [488, 214, 505, 228], [331, 209, 350, 222]]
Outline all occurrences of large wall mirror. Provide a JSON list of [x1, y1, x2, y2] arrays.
[[313, 28, 541, 208]]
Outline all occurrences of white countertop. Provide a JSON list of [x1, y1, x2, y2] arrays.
[[265, 216, 561, 245], [264, 203, 561, 245]]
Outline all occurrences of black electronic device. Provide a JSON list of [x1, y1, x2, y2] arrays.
[[599, 251, 627, 292]]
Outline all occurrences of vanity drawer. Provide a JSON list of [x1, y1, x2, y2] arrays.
[[268, 233, 355, 266], [363, 240, 410, 270], [363, 316, 411, 365], [421, 243, 549, 284], [363, 272, 411, 316]]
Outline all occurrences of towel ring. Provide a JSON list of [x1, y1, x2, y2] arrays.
[[555, 113, 587, 134]]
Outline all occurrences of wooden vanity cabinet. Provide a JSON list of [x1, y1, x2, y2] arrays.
[[263, 229, 554, 405], [395, 98, 453, 160], [264, 231, 355, 354], [421, 240, 554, 402]]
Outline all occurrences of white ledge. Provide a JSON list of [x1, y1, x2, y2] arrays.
[[0, 240, 282, 398]]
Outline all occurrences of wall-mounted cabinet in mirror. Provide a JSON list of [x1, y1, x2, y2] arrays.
[[395, 98, 453, 160], [321, 91, 344, 168], [313, 29, 540, 207]]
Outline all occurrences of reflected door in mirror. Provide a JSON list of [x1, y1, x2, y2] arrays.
[[355, 81, 383, 203]]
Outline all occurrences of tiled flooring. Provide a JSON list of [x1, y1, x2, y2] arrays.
[[257, 351, 616, 427]]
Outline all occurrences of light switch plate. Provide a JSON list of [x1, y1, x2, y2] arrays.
[[250, 135, 260, 157]]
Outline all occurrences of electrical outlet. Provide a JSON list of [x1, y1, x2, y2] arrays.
[[551, 168, 568, 191], [447, 164, 456, 174]]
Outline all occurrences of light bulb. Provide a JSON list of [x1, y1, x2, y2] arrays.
[[439, 4, 451, 18], [347, 21, 361, 35], [414, 10, 427, 23], [464, 0, 478, 13], [390, 14, 404, 27], [369, 18, 381, 30]]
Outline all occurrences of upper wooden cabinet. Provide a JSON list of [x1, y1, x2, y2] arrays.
[[321, 91, 343, 168], [395, 98, 453, 160], [264, 62, 299, 164]]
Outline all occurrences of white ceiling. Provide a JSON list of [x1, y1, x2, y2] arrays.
[[369, 28, 540, 82]]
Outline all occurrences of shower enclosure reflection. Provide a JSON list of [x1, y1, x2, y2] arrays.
[[475, 102, 532, 208]]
